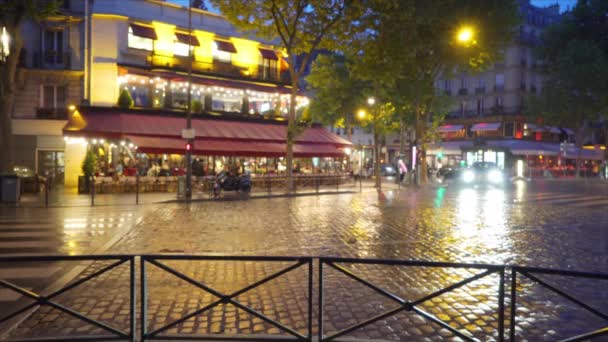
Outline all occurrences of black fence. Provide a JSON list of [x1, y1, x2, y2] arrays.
[[1, 255, 607, 341]]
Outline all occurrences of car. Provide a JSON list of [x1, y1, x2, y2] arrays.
[[460, 162, 505, 186], [437, 166, 462, 182], [380, 164, 397, 177]]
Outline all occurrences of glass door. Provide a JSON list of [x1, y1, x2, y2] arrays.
[[38, 150, 65, 186]]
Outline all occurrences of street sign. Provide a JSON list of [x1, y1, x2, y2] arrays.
[[182, 128, 195, 139]]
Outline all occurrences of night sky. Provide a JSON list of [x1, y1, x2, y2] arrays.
[[167, 0, 579, 14]]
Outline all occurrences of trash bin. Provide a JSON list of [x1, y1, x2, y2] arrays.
[[177, 176, 186, 199], [1, 174, 21, 202]]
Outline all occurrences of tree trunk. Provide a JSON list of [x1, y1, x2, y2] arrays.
[[575, 126, 584, 179], [373, 125, 381, 189], [399, 117, 406, 156], [0, 26, 23, 173], [285, 67, 298, 193]]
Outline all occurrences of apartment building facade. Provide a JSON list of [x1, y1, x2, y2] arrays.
[[427, 0, 604, 171], [10, 0, 85, 186]]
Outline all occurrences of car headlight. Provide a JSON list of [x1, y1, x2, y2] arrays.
[[462, 170, 475, 183], [488, 170, 503, 183]]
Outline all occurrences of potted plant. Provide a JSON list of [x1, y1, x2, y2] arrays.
[[117, 88, 134, 109], [78, 149, 97, 194]]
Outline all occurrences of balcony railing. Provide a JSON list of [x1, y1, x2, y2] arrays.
[[31, 50, 72, 69], [148, 54, 291, 84], [475, 87, 485, 94], [494, 85, 505, 92], [36, 107, 68, 120], [458, 88, 468, 96]]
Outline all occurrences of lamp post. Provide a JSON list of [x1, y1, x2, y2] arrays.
[[358, 97, 382, 189], [184, 0, 194, 201]]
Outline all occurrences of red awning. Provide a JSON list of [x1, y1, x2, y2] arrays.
[[259, 48, 278, 60], [63, 109, 351, 157], [214, 40, 237, 53], [129, 23, 157, 40], [471, 122, 501, 131], [175, 32, 200, 46]]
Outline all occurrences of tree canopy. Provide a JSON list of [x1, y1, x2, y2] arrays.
[[529, 0, 608, 130], [209, 0, 359, 191]]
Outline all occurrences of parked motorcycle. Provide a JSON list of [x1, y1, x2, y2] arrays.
[[213, 171, 251, 198]]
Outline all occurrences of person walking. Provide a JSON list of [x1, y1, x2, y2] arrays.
[[398, 158, 408, 184]]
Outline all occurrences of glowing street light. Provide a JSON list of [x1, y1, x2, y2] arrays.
[[456, 26, 475, 45], [357, 109, 366, 120], [367, 97, 376, 106]]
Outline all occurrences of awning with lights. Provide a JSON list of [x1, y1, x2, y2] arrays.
[[214, 40, 237, 53], [129, 23, 157, 40], [63, 108, 351, 157], [471, 122, 501, 132], [259, 48, 278, 60], [175, 32, 200, 46], [438, 124, 464, 133]]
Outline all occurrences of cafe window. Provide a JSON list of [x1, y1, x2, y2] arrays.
[[174, 42, 191, 57], [128, 26, 153, 51], [213, 42, 232, 63]]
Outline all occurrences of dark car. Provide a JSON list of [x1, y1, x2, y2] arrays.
[[460, 162, 505, 186], [437, 166, 462, 182], [380, 164, 397, 177]]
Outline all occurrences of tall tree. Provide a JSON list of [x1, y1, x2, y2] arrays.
[[0, 0, 59, 173], [528, 0, 608, 176], [210, 0, 358, 192], [306, 54, 366, 141], [347, 0, 518, 184]]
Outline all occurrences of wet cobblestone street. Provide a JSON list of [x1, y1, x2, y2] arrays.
[[3, 180, 608, 341]]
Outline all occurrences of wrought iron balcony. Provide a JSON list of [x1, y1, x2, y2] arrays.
[[36, 107, 68, 120], [458, 88, 468, 96], [31, 50, 72, 69]]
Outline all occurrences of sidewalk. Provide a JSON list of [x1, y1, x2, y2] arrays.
[[10, 179, 403, 208]]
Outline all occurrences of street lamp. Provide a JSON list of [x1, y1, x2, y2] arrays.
[[456, 26, 475, 46], [357, 109, 366, 120], [367, 97, 376, 106]]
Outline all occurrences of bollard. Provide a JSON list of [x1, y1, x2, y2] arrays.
[[90, 176, 95, 207], [136, 174, 140, 205], [360, 174, 362, 192]]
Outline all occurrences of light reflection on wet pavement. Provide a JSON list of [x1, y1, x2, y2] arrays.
[[3, 180, 608, 341]]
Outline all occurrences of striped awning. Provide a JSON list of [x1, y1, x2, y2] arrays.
[[471, 122, 501, 131]]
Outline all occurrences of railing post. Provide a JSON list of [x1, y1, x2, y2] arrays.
[[90, 176, 95, 207], [308, 259, 313, 341], [267, 175, 271, 194], [360, 173, 362, 192], [130, 256, 136, 342], [318, 260, 324, 341], [140, 257, 147, 341], [44, 177, 49, 208], [509, 268, 517, 342], [498, 267, 505, 342], [135, 174, 140, 205]]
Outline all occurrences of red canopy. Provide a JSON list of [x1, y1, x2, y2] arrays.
[[64, 109, 351, 158]]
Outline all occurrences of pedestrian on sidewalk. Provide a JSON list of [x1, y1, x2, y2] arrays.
[[398, 158, 407, 184]]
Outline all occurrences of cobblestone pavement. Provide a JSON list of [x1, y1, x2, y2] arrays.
[[3, 180, 608, 341]]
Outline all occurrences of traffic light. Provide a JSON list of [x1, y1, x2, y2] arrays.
[[186, 143, 192, 151], [437, 151, 444, 159]]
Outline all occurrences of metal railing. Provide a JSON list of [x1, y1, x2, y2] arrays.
[[0, 255, 136, 341], [1, 255, 607, 341]]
